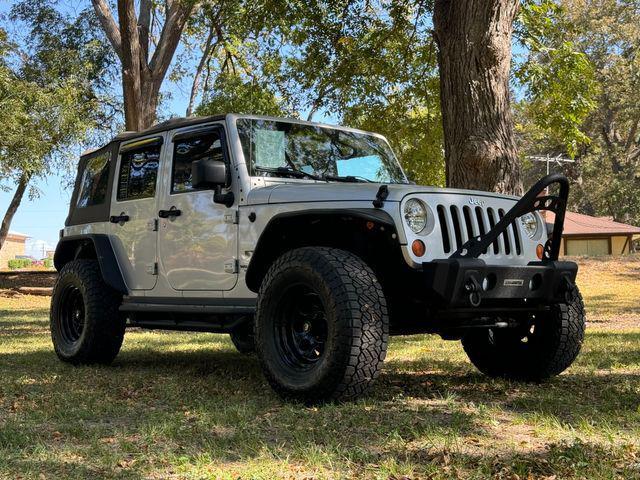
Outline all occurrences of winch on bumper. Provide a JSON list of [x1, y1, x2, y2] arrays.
[[423, 258, 577, 309]]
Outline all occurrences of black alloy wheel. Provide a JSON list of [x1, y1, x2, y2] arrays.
[[57, 285, 86, 346], [275, 285, 328, 369]]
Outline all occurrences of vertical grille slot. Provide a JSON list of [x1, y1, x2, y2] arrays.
[[487, 208, 500, 254], [463, 206, 475, 240], [498, 209, 511, 255], [512, 219, 522, 255], [450, 206, 463, 250], [437, 205, 451, 253], [474, 207, 489, 254]]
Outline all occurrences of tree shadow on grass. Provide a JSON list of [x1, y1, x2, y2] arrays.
[[1, 329, 639, 478]]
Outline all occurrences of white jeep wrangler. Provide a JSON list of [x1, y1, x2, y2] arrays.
[[51, 114, 585, 403]]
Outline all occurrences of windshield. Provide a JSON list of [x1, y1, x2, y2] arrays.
[[237, 119, 407, 183]]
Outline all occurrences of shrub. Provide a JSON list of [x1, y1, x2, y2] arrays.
[[8, 258, 34, 270]]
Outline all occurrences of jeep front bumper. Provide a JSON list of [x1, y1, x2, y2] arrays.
[[423, 258, 578, 309]]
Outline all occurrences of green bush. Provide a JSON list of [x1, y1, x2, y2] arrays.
[[43, 258, 53, 269], [7, 258, 34, 270]]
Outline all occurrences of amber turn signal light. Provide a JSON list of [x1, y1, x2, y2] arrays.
[[536, 243, 544, 260], [412, 239, 426, 257]]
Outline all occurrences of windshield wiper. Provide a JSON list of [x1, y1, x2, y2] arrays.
[[323, 174, 374, 183], [254, 165, 325, 181]]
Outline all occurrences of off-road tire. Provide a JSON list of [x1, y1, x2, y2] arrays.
[[230, 319, 255, 354], [50, 259, 125, 365], [255, 247, 389, 403], [462, 286, 586, 381]]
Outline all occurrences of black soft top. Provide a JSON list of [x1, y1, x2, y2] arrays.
[[112, 114, 226, 144]]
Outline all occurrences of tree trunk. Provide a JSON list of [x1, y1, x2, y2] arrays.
[[0, 172, 31, 252], [94, 0, 195, 131], [433, 0, 522, 195]]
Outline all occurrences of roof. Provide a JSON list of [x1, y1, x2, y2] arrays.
[[113, 114, 227, 142], [6, 231, 29, 241], [547, 211, 640, 237]]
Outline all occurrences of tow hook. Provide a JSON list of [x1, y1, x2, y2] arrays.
[[464, 276, 482, 307]]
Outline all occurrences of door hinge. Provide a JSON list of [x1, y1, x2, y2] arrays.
[[147, 218, 158, 231], [224, 258, 238, 274], [224, 211, 239, 224], [145, 262, 158, 275]]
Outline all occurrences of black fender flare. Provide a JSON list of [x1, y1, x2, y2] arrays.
[[245, 208, 396, 292], [54, 234, 128, 294]]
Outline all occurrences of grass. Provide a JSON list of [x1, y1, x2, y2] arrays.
[[1, 256, 639, 479]]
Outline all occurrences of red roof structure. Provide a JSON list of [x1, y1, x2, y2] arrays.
[[547, 211, 640, 237]]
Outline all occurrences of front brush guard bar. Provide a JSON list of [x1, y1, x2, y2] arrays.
[[450, 173, 569, 261]]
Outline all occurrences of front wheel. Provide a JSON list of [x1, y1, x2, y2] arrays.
[[255, 247, 389, 403], [462, 286, 586, 381]]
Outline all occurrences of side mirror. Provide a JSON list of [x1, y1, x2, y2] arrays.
[[191, 158, 235, 207], [192, 159, 228, 189]]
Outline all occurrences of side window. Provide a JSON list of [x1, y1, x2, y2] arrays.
[[117, 143, 161, 201], [77, 152, 110, 207], [172, 129, 223, 193]]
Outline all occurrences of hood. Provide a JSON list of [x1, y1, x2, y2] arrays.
[[246, 181, 520, 205]]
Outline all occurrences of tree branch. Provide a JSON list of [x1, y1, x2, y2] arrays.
[[186, 25, 218, 117], [139, 0, 153, 62], [624, 113, 640, 154], [91, 0, 123, 59], [149, 0, 196, 89]]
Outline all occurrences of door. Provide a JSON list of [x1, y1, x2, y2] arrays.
[[157, 125, 238, 291], [109, 136, 164, 290]]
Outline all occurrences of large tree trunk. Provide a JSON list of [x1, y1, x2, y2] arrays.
[[0, 172, 30, 251], [433, 0, 522, 195], [94, 0, 195, 131]]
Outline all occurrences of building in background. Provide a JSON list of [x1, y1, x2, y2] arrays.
[[0, 232, 29, 269], [552, 212, 640, 256]]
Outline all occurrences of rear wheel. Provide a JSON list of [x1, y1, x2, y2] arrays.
[[230, 319, 255, 354], [50, 260, 125, 365], [255, 247, 389, 403], [462, 286, 586, 380]]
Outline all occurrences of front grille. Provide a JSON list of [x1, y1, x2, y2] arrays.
[[436, 204, 522, 256]]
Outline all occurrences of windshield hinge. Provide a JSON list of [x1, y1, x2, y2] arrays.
[[224, 211, 239, 224], [373, 185, 389, 208]]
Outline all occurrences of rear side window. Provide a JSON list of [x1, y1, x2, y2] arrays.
[[77, 152, 110, 207], [117, 143, 161, 201], [172, 129, 224, 193]]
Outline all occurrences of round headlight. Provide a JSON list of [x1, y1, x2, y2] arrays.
[[404, 199, 427, 233], [519, 212, 539, 239]]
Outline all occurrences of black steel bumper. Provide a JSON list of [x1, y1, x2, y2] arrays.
[[423, 258, 578, 309]]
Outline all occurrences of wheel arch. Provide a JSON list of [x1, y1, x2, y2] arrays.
[[245, 208, 400, 293], [54, 234, 128, 294]]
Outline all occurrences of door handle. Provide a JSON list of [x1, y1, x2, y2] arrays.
[[158, 207, 182, 218], [109, 214, 130, 224]]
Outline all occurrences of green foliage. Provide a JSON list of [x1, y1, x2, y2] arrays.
[[7, 259, 33, 270], [515, 0, 598, 158], [192, 0, 444, 185], [195, 73, 288, 117], [515, 0, 640, 225], [1, 2, 114, 191]]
